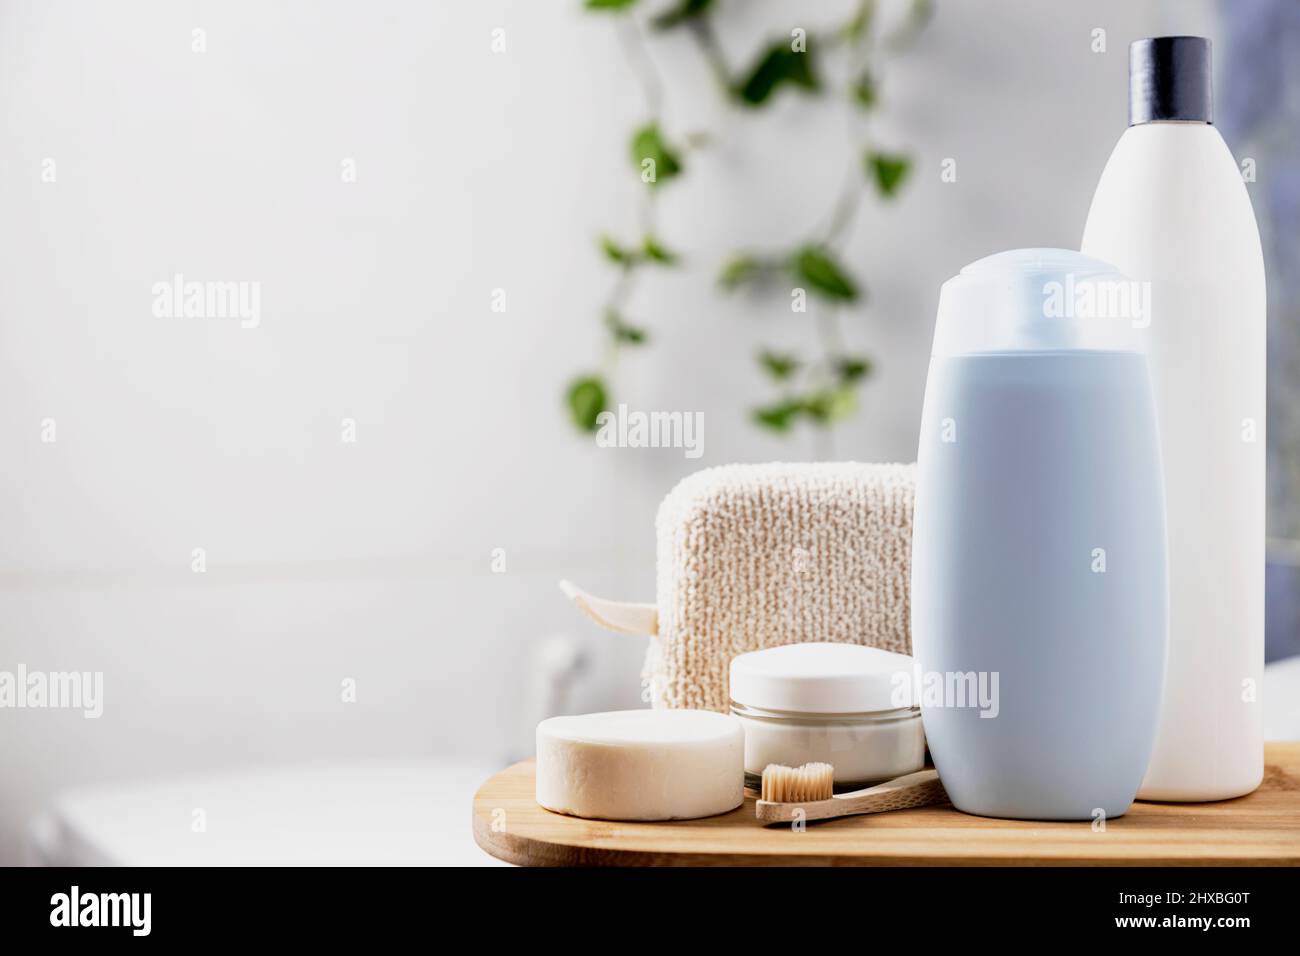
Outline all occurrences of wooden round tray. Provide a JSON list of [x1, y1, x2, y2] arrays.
[[472, 744, 1300, 866]]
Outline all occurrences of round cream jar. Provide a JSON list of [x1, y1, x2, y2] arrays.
[[729, 642, 925, 790]]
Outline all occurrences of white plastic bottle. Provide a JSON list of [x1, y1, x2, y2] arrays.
[[1082, 36, 1265, 801]]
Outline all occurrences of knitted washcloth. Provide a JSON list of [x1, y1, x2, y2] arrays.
[[562, 462, 916, 713], [651, 462, 915, 711]]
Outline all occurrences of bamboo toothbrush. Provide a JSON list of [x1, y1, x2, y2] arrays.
[[756, 763, 948, 824]]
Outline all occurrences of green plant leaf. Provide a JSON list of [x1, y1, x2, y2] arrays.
[[566, 375, 609, 432], [735, 43, 819, 106], [802, 386, 858, 424], [836, 355, 873, 383], [599, 234, 634, 264], [867, 152, 911, 197], [841, 0, 876, 43], [851, 70, 877, 109], [719, 253, 762, 289], [604, 309, 649, 345], [752, 399, 803, 432], [652, 0, 712, 29], [630, 123, 683, 186], [758, 350, 800, 381], [792, 246, 859, 301], [642, 236, 679, 264], [585, 0, 638, 11]]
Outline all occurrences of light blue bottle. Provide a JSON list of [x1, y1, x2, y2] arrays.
[[911, 249, 1167, 821]]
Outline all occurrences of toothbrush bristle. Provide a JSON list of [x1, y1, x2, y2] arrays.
[[760, 762, 834, 803]]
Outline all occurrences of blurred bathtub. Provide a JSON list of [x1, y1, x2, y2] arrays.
[[26, 761, 505, 866], [1265, 655, 1300, 742], [1266, 542, 1300, 740]]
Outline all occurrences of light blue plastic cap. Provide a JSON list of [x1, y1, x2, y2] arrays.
[[931, 248, 1150, 356]]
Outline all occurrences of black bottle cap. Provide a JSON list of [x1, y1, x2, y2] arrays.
[[1129, 36, 1213, 126]]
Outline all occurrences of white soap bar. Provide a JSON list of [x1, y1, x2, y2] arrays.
[[535, 710, 744, 821]]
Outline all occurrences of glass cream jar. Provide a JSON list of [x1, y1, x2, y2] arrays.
[[729, 643, 925, 790]]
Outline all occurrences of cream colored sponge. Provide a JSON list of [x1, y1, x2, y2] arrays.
[[535, 710, 744, 821]]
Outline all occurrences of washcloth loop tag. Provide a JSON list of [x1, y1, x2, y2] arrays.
[[558, 580, 658, 636]]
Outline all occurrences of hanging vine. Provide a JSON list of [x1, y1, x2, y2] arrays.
[[567, 0, 932, 444]]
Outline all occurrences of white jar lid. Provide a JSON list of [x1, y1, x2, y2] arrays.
[[729, 642, 916, 715]]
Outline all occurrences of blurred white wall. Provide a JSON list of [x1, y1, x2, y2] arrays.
[[0, 0, 1206, 861]]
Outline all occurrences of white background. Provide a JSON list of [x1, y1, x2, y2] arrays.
[[0, 0, 1209, 861]]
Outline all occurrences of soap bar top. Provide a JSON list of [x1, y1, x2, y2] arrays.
[[535, 710, 744, 821], [540, 709, 740, 745]]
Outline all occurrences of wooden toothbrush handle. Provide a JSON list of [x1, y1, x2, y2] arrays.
[[835, 769, 948, 818]]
